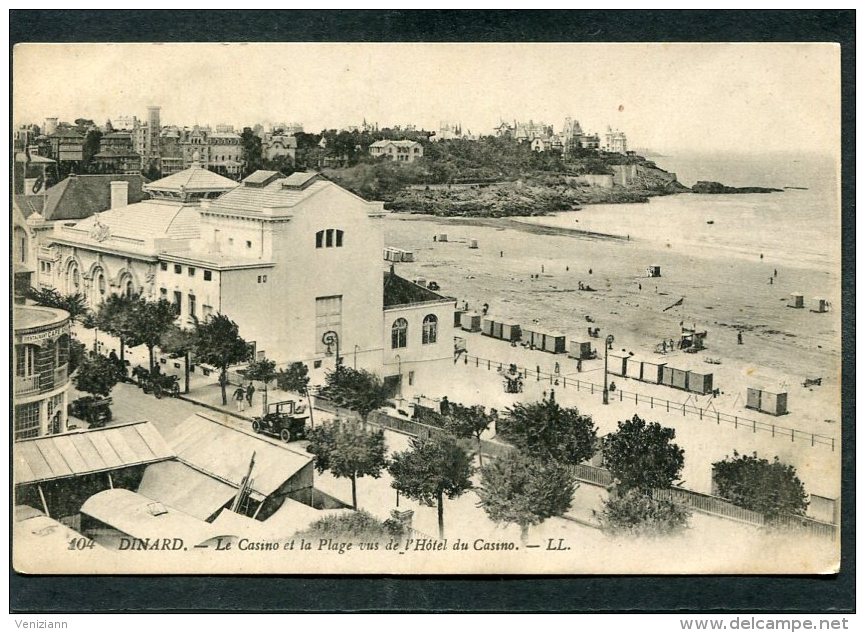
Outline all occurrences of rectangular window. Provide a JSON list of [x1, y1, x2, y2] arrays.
[[262, 275, 267, 283], [15, 345, 36, 377], [204, 270, 212, 281], [336, 230, 344, 247], [315, 295, 342, 354], [174, 264, 182, 274], [188, 294, 196, 318], [325, 229, 334, 247], [160, 262, 168, 271], [173, 291, 182, 315], [188, 267, 196, 277], [14, 402, 41, 440], [316, 231, 323, 248]]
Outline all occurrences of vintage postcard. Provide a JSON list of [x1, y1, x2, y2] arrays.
[[11, 41, 842, 576]]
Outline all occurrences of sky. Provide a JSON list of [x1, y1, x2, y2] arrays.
[[13, 42, 840, 155]]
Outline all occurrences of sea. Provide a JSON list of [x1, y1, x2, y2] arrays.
[[517, 152, 840, 273]]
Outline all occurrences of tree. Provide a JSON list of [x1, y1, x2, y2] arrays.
[[318, 366, 390, 427], [294, 509, 405, 543], [477, 450, 576, 544], [276, 361, 314, 427], [240, 127, 263, 176], [193, 313, 250, 405], [73, 354, 119, 398], [160, 324, 197, 394], [712, 451, 808, 521], [603, 415, 685, 492], [443, 402, 497, 468], [245, 357, 277, 416], [389, 435, 474, 539], [596, 489, 691, 538], [82, 129, 103, 169], [126, 298, 178, 373], [68, 338, 87, 374], [306, 420, 388, 510], [27, 287, 88, 323], [95, 293, 141, 361], [498, 398, 597, 465]]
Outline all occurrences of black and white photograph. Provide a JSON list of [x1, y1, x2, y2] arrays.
[[10, 32, 845, 581]]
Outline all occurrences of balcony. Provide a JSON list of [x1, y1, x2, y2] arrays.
[[15, 375, 39, 397]]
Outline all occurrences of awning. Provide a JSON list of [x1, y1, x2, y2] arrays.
[[137, 460, 237, 521], [14, 421, 174, 486]]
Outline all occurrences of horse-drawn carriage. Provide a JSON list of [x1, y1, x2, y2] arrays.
[[132, 366, 181, 399]]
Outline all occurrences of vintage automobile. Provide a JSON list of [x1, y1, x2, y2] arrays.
[[136, 369, 181, 399], [68, 396, 113, 428], [251, 399, 310, 442]]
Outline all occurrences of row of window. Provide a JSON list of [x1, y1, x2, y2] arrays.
[[158, 289, 212, 320], [39, 261, 53, 274], [161, 262, 213, 281], [316, 229, 344, 249], [391, 315, 438, 349]]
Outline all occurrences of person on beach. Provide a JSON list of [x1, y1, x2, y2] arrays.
[[662, 340, 667, 353], [774, 269, 778, 277], [760, 253, 764, 259], [246, 382, 256, 407], [769, 276, 774, 285], [554, 362, 560, 375], [234, 386, 246, 412], [500, 251, 503, 257], [433, 235, 437, 242], [536, 365, 541, 377], [588, 268, 593, 275], [541, 265, 545, 273], [737, 331, 743, 345], [669, 338, 675, 350], [638, 283, 642, 291], [577, 359, 582, 372]]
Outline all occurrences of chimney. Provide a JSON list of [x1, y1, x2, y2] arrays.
[[110, 181, 129, 209]]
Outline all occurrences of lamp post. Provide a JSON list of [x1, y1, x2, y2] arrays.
[[322, 331, 340, 369], [395, 354, 402, 400], [603, 334, 615, 405]]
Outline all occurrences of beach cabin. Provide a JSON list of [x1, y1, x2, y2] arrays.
[[607, 352, 629, 377], [414, 277, 427, 287], [646, 265, 662, 278], [500, 321, 522, 343], [640, 359, 667, 384], [686, 370, 714, 395], [469, 238, 479, 249], [481, 317, 495, 337], [453, 309, 466, 328], [668, 367, 689, 390], [493, 321, 504, 340], [437, 233, 448, 242], [543, 332, 567, 354], [400, 250, 414, 263], [626, 355, 643, 380], [746, 387, 788, 416], [568, 339, 594, 361], [813, 297, 829, 313], [460, 312, 482, 333], [788, 292, 805, 309]]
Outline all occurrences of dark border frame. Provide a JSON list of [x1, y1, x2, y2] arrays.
[[8, 9, 855, 613]]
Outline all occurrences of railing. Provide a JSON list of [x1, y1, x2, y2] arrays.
[[461, 353, 837, 452], [653, 487, 764, 525], [15, 375, 40, 396], [569, 463, 615, 488]]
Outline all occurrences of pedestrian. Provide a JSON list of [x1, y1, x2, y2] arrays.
[[246, 382, 256, 407], [433, 235, 437, 242], [234, 385, 246, 412], [609, 382, 616, 392], [542, 390, 547, 400], [500, 250, 504, 257], [662, 340, 667, 353], [541, 265, 545, 273], [669, 338, 674, 349], [566, 266, 569, 272], [554, 362, 560, 375], [737, 331, 743, 345], [760, 253, 764, 260], [769, 276, 773, 285], [774, 268, 778, 277], [638, 283, 642, 291], [576, 359, 582, 372], [588, 268, 593, 275], [536, 364, 541, 377]]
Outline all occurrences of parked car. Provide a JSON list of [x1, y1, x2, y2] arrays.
[[68, 396, 113, 428], [251, 400, 309, 442]]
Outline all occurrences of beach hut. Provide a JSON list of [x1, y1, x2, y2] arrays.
[[686, 370, 714, 395], [788, 292, 805, 309], [813, 297, 829, 313], [400, 250, 414, 263], [521, 328, 540, 349], [746, 387, 788, 416], [543, 331, 567, 354], [661, 365, 675, 387], [492, 321, 504, 340], [460, 312, 482, 333], [670, 367, 689, 390], [641, 359, 667, 384], [437, 233, 448, 242], [414, 277, 427, 287], [500, 321, 522, 342], [646, 265, 662, 278], [481, 317, 494, 337], [568, 339, 594, 360], [626, 355, 643, 380], [453, 309, 466, 328], [607, 352, 629, 377], [469, 238, 479, 249]]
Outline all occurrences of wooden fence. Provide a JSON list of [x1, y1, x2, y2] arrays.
[[462, 354, 837, 452]]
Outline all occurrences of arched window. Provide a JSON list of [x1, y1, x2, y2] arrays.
[[125, 279, 134, 298], [391, 318, 408, 349], [316, 229, 345, 249], [67, 261, 80, 294], [422, 314, 438, 345]]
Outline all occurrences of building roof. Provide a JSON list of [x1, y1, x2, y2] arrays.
[[14, 152, 56, 164], [14, 305, 70, 333], [64, 199, 202, 247], [383, 271, 450, 308], [158, 248, 275, 270], [24, 174, 149, 221], [204, 172, 328, 215], [370, 139, 421, 149], [80, 488, 216, 545], [137, 460, 238, 521], [242, 170, 284, 186], [166, 413, 312, 498], [14, 421, 174, 486], [93, 149, 140, 159], [49, 129, 84, 139], [144, 163, 238, 194]]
